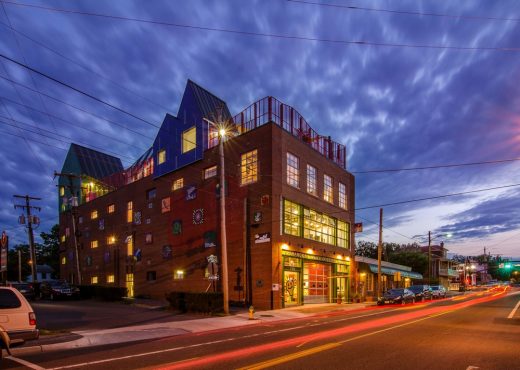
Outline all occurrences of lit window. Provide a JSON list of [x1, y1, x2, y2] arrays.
[[91, 210, 98, 219], [107, 236, 116, 245], [91, 240, 98, 249], [337, 220, 349, 248], [286, 153, 299, 188], [172, 178, 184, 191], [307, 165, 317, 196], [59, 186, 65, 196], [107, 274, 115, 283], [145, 233, 153, 244], [204, 165, 217, 179], [61, 235, 66, 242], [107, 204, 115, 214], [146, 188, 156, 200], [324, 175, 333, 203], [303, 208, 336, 245], [127, 201, 133, 223], [174, 270, 185, 280], [91, 276, 98, 284], [61, 256, 66, 265], [241, 149, 258, 185], [158, 149, 166, 164], [283, 199, 301, 237], [127, 235, 133, 256], [339, 182, 347, 209], [182, 126, 196, 153]]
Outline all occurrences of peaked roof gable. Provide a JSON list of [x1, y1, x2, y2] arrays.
[[70, 143, 123, 180], [179, 79, 231, 121]]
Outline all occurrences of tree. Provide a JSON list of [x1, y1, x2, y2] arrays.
[[355, 241, 377, 258], [388, 251, 429, 276], [39, 224, 60, 279]]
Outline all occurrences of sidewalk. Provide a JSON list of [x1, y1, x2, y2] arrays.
[[11, 302, 376, 355]]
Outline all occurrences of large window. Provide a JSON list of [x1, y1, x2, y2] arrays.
[[307, 164, 317, 196], [337, 220, 349, 249], [303, 208, 336, 245], [324, 174, 333, 203], [241, 149, 258, 185], [182, 126, 196, 153], [339, 182, 347, 209], [283, 199, 349, 247], [286, 153, 299, 188], [172, 178, 184, 191], [283, 199, 300, 236]]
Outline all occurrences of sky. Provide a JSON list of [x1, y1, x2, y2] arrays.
[[1, 0, 519, 258]]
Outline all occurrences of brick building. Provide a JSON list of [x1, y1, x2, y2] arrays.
[[58, 80, 355, 309]]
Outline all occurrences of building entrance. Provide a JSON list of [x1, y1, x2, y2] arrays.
[[283, 270, 300, 306], [303, 262, 331, 304]]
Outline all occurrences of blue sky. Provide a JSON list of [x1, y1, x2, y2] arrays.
[[1, 0, 519, 258]]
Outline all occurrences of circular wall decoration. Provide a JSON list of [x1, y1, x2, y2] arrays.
[[193, 209, 204, 224]]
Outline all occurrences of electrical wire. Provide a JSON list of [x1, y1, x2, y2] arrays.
[[3, 1, 520, 52], [286, 0, 520, 23]]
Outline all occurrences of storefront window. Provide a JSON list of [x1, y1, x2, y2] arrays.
[[303, 262, 330, 304]]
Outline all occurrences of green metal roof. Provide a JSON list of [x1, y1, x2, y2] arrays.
[[369, 265, 423, 279]]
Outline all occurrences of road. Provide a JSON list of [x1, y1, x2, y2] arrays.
[[3, 287, 519, 370]]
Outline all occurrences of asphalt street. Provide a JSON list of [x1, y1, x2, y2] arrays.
[[3, 287, 518, 370]]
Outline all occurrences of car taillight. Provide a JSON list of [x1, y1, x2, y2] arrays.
[[29, 312, 36, 326]]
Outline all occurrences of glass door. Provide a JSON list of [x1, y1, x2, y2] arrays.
[[284, 271, 300, 306]]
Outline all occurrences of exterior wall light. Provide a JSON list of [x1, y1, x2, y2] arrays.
[[281, 243, 289, 250], [336, 255, 343, 260], [306, 248, 314, 254]]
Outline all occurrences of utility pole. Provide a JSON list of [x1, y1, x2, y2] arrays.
[[54, 171, 82, 284], [377, 208, 383, 298], [14, 195, 41, 283], [428, 231, 431, 286]]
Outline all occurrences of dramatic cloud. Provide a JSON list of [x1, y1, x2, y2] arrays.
[[1, 0, 519, 257]]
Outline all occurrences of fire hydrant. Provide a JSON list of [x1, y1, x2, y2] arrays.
[[248, 305, 255, 320]]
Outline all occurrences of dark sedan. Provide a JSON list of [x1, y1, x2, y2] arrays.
[[39, 281, 79, 300], [8, 282, 36, 301], [377, 288, 415, 305], [408, 285, 433, 301]]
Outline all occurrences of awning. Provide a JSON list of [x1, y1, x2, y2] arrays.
[[368, 265, 422, 279]]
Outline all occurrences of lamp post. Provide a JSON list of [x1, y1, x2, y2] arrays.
[[204, 117, 230, 315]]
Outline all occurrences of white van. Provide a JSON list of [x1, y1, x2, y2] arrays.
[[0, 286, 39, 357]]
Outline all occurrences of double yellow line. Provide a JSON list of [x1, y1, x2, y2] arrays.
[[238, 311, 451, 370]]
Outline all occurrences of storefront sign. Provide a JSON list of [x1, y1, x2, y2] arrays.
[[272, 283, 280, 291], [282, 250, 349, 265], [354, 222, 363, 233], [207, 254, 219, 280], [0, 231, 8, 272], [254, 233, 270, 244]]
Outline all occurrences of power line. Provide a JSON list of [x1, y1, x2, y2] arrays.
[[0, 94, 149, 151], [355, 183, 520, 210], [3, 1, 520, 53], [352, 158, 520, 174], [0, 52, 160, 128], [0, 73, 155, 140], [286, 0, 520, 23], [0, 18, 173, 113]]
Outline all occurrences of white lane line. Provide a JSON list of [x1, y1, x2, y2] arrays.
[[6, 356, 46, 370], [47, 309, 402, 369], [507, 299, 520, 319]]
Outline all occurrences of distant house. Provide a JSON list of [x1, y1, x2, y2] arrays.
[[26, 264, 54, 282], [354, 256, 423, 301], [420, 243, 458, 288]]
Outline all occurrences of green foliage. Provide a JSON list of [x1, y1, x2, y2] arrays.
[[166, 291, 223, 314], [388, 251, 429, 276], [39, 224, 60, 278], [355, 241, 377, 258]]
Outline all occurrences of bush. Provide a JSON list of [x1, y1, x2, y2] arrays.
[[166, 291, 223, 314]]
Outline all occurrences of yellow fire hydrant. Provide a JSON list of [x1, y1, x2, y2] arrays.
[[248, 305, 255, 320]]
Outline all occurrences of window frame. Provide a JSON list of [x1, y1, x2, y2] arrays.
[[158, 149, 166, 164], [339, 182, 347, 209], [286, 152, 300, 188], [306, 164, 317, 196], [323, 174, 333, 204], [182, 126, 197, 153], [204, 165, 218, 180], [240, 149, 258, 185]]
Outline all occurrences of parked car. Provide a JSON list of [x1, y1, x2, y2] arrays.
[[39, 280, 80, 300], [377, 288, 415, 305], [430, 285, 447, 299], [0, 286, 39, 359], [8, 282, 36, 301], [408, 285, 433, 301]]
